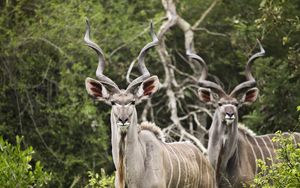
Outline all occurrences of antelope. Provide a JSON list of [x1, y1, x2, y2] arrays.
[[187, 42, 300, 187], [84, 20, 216, 188]]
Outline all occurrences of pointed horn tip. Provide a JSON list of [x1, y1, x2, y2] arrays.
[[84, 19, 91, 37], [85, 18, 90, 28], [149, 20, 158, 42], [256, 39, 265, 54]]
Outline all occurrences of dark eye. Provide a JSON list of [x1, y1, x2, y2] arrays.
[[131, 101, 135, 105], [218, 102, 222, 107], [233, 102, 239, 107], [111, 101, 116, 105]]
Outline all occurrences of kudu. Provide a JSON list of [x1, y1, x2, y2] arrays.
[[84, 20, 216, 188], [187, 42, 300, 187]]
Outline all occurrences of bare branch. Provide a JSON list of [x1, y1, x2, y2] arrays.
[[25, 90, 64, 164], [145, 0, 221, 152], [192, 0, 220, 30], [193, 27, 227, 37], [109, 18, 165, 58]]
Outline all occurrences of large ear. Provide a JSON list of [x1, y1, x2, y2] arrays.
[[136, 76, 160, 101], [239, 87, 259, 105], [85, 77, 110, 101], [198, 87, 219, 105]]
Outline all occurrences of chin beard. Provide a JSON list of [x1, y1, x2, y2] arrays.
[[117, 122, 130, 133], [225, 119, 235, 125]]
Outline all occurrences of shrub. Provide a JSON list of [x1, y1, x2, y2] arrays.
[[85, 169, 115, 188], [250, 130, 300, 187], [0, 136, 51, 187]]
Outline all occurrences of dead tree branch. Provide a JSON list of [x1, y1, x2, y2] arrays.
[[129, 0, 221, 153]]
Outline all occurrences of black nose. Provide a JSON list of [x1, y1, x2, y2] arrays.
[[226, 112, 234, 118], [118, 118, 128, 124]]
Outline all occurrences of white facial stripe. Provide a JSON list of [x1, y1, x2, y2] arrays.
[[116, 122, 123, 126], [225, 114, 235, 119], [226, 119, 234, 125], [225, 114, 230, 119], [117, 122, 130, 133]]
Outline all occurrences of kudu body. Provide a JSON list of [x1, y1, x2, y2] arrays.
[[187, 43, 300, 187], [85, 20, 216, 188]]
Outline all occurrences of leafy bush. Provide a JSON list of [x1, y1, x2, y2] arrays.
[[250, 131, 300, 187], [0, 136, 51, 187], [85, 169, 115, 188]]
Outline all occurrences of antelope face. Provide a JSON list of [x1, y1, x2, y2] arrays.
[[217, 97, 238, 126], [110, 91, 136, 132], [198, 87, 259, 126], [85, 76, 160, 133]]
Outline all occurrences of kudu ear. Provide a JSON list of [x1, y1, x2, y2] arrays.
[[198, 87, 219, 105], [136, 76, 160, 101], [85, 77, 110, 101], [239, 87, 259, 105]]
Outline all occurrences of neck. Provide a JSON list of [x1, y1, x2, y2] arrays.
[[111, 109, 144, 187], [208, 110, 239, 174]]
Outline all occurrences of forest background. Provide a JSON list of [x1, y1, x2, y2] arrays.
[[1, 0, 299, 187]]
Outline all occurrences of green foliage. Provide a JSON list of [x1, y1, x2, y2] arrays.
[[239, 0, 300, 133], [1, 0, 300, 186], [85, 169, 115, 188], [0, 136, 51, 187], [250, 131, 300, 187], [0, 0, 162, 186]]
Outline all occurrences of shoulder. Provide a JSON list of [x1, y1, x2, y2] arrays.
[[138, 121, 165, 142], [238, 123, 256, 136]]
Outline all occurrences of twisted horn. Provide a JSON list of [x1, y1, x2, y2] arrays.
[[230, 39, 265, 97], [186, 49, 226, 96], [126, 21, 159, 91], [84, 19, 119, 90]]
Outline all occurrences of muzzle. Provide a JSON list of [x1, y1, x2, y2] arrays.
[[224, 108, 235, 125], [117, 117, 130, 132]]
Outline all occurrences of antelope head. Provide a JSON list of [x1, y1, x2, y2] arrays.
[[84, 20, 159, 133], [187, 41, 265, 171], [187, 41, 265, 127]]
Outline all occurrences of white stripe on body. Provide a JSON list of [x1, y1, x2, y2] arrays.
[[206, 162, 210, 188], [185, 145, 198, 187], [260, 136, 274, 164], [198, 147, 203, 187], [166, 144, 181, 188], [172, 145, 186, 187], [252, 136, 266, 175], [266, 136, 276, 155], [252, 136, 265, 162], [161, 143, 173, 188], [244, 135, 258, 175]]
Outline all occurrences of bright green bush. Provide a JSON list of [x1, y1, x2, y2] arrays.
[[250, 131, 300, 187], [85, 169, 115, 188], [0, 136, 51, 187]]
